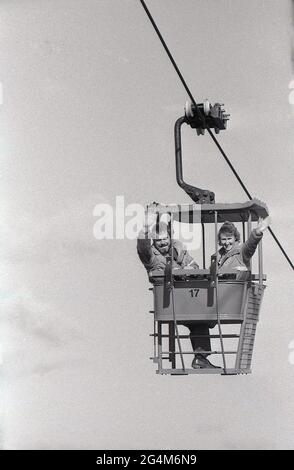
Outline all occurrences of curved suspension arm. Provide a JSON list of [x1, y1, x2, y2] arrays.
[[174, 117, 215, 204]]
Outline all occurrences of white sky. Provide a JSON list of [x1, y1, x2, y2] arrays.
[[0, 0, 294, 449]]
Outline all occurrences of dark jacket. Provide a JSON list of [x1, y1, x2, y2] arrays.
[[137, 230, 199, 274], [216, 228, 263, 276]]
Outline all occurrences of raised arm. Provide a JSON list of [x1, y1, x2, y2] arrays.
[[242, 216, 271, 264], [137, 211, 157, 265]]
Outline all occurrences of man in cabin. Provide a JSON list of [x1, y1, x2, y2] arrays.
[[137, 209, 219, 369], [216, 217, 271, 276]]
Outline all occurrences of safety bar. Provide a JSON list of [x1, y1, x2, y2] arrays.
[[161, 351, 238, 355], [149, 269, 266, 281], [150, 334, 240, 339]]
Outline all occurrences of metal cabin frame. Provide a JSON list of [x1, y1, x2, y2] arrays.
[[148, 199, 269, 375]]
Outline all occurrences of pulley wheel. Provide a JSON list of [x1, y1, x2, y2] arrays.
[[185, 100, 194, 118], [203, 99, 210, 116]]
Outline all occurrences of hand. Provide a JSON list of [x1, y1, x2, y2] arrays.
[[256, 216, 271, 235], [144, 207, 158, 231]]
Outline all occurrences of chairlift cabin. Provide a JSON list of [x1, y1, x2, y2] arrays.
[[146, 100, 269, 375], [148, 199, 268, 375]]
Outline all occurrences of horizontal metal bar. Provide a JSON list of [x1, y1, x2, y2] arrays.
[[150, 334, 239, 338], [150, 269, 266, 280], [150, 357, 170, 361], [158, 369, 220, 375], [157, 368, 247, 375], [161, 350, 238, 355]]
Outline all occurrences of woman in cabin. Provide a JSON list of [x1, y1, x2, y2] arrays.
[[215, 216, 271, 276]]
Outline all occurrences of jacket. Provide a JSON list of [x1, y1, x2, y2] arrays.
[[137, 230, 199, 274], [216, 228, 263, 276]]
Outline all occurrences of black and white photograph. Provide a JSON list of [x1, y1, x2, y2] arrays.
[[0, 0, 293, 452]]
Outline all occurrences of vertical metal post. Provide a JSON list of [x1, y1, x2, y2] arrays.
[[258, 238, 263, 285], [247, 211, 252, 272], [214, 211, 227, 373], [201, 222, 206, 269], [242, 221, 246, 243], [153, 318, 157, 362], [169, 212, 185, 372], [158, 321, 162, 373], [169, 322, 176, 368]]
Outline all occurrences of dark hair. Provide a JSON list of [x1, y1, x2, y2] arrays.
[[218, 221, 240, 244]]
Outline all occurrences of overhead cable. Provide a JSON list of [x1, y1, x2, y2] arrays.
[[139, 0, 293, 271]]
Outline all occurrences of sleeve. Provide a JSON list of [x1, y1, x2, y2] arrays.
[[137, 228, 153, 265], [174, 241, 199, 269], [241, 228, 263, 264]]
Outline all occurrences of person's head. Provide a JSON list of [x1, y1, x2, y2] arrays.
[[218, 221, 240, 253], [152, 221, 171, 255]]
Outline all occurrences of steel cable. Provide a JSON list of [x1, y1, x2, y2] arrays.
[[139, 0, 293, 271]]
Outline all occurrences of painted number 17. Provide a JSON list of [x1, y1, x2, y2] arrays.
[[189, 288, 200, 298]]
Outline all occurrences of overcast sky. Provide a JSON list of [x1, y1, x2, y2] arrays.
[[0, 0, 294, 450]]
